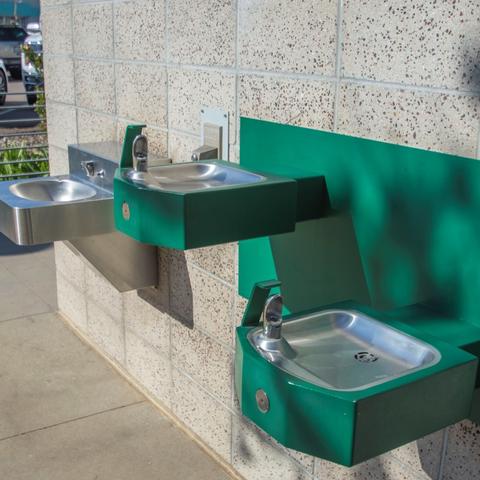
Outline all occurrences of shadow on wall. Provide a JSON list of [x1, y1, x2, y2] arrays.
[[316, 432, 442, 478], [235, 416, 311, 480], [462, 43, 480, 91], [137, 249, 194, 329], [270, 213, 371, 314]]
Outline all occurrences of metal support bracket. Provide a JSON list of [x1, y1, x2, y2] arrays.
[[200, 107, 229, 161]]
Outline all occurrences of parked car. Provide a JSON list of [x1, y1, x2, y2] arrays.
[[25, 22, 41, 35], [0, 25, 27, 80], [21, 25, 42, 105], [0, 58, 7, 105]]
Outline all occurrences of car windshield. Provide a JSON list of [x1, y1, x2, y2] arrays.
[[27, 42, 42, 54], [0, 27, 27, 41]]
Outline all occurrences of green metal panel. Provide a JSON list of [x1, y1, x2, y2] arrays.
[[239, 118, 480, 328], [119, 124, 145, 169], [241, 279, 281, 327]]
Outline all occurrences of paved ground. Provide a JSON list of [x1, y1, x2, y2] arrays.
[[0, 78, 41, 133], [0, 234, 231, 480]]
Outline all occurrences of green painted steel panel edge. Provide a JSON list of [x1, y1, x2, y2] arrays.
[[113, 160, 298, 249], [235, 312, 477, 466], [120, 124, 146, 169]]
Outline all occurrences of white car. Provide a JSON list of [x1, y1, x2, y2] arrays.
[[0, 58, 8, 106], [21, 24, 42, 105]]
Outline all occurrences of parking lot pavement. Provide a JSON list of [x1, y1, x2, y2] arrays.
[[0, 78, 40, 132]]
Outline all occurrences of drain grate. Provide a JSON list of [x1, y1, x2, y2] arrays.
[[354, 351, 379, 363]]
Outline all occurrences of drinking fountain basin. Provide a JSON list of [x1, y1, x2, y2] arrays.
[[114, 160, 298, 249], [0, 142, 159, 292], [235, 283, 477, 466], [0, 175, 112, 245], [9, 178, 97, 203], [124, 162, 265, 193], [248, 309, 441, 391]]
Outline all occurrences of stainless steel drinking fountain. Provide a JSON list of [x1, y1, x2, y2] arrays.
[[0, 141, 162, 292]]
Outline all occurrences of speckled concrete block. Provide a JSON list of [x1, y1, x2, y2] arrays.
[[45, 101, 77, 149], [55, 242, 85, 290], [233, 295, 248, 327], [41, 0, 69, 8], [169, 254, 234, 346], [389, 430, 445, 480], [125, 331, 171, 406], [168, 0, 235, 67], [239, 0, 337, 75], [41, 6, 72, 55], [171, 321, 232, 406], [114, 0, 165, 61], [85, 265, 123, 321], [168, 131, 200, 164], [239, 74, 335, 131], [168, 68, 235, 140], [171, 368, 232, 461], [116, 63, 167, 127], [343, 0, 480, 90], [47, 146, 69, 176], [72, 3, 113, 58], [231, 294, 248, 348], [315, 455, 420, 480], [185, 243, 236, 285], [188, 266, 234, 345], [77, 109, 116, 144], [229, 143, 239, 164], [86, 300, 125, 364], [43, 55, 74, 104], [232, 416, 313, 480], [443, 420, 480, 480], [117, 120, 168, 157], [124, 290, 170, 356], [337, 83, 480, 157], [75, 59, 115, 114], [57, 273, 87, 331]]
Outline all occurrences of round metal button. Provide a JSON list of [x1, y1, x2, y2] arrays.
[[122, 201, 130, 221], [255, 389, 270, 413]]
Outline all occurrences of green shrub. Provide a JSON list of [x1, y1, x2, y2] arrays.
[[0, 145, 49, 180]]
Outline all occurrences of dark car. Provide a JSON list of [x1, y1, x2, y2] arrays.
[[0, 25, 27, 80]]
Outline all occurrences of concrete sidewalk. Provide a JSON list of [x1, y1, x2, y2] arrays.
[[0, 235, 231, 480]]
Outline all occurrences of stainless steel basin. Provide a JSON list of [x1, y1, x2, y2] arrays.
[[0, 142, 161, 292], [0, 142, 134, 246], [0, 175, 112, 245], [249, 310, 441, 391], [9, 178, 97, 202], [124, 161, 265, 192]]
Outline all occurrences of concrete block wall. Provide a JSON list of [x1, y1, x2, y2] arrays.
[[42, 1, 480, 478]]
